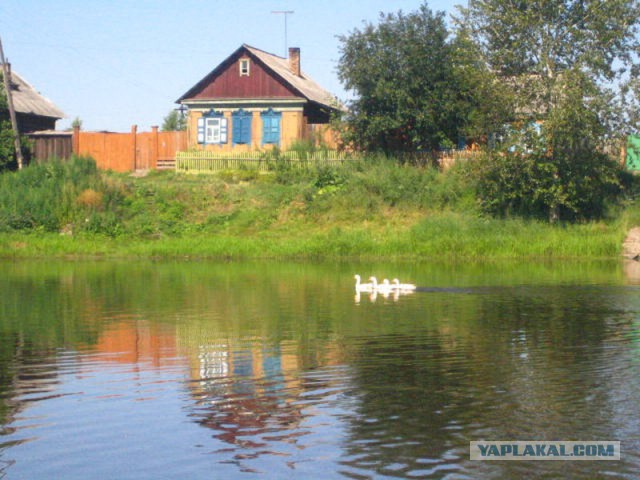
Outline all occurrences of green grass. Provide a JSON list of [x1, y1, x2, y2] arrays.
[[0, 156, 636, 259]]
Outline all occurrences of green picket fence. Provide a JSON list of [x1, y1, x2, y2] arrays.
[[175, 150, 355, 173]]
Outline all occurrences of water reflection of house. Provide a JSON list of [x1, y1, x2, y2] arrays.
[[83, 319, 179, 368], [189, 342, 302, 448], [185, 338, 346, 452]]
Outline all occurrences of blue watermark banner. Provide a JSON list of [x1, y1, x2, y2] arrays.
[[470, 441, 620, 461]]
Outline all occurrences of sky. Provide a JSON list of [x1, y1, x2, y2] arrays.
[[0, 0, 458, 132]]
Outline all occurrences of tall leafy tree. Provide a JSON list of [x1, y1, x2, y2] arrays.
[[337, 2, 503, 153], [458, 0, 640, 221], [458, 0, 640, 134]]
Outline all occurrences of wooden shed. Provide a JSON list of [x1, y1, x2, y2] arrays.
[[177, 44, 343, 152], [1, 67, 65, 133]]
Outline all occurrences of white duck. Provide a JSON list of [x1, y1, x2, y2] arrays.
[[367, 277, 393, 296], [378, 278, 394, 296], [354, 274, 374, 292], [392, 278, 417, 291]]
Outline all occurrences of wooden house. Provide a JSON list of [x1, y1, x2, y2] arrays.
[[177, 44, 343, 151], [1, 67, 65, 133]]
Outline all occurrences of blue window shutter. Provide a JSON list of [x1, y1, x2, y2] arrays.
[[261, 109, 281, 145], [220, 118, 228, 143], [270, 117, 280, 144], [263, 116, 272, 143], [197, 117, 205, 144], [232, 115, 241, 145], [241, 115, 251, 144], [232, 110, 252, 145]]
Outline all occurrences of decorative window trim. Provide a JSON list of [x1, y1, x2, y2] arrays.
[[239, 58, 250, 77], [232, 109, 252, 145], [197, 109, 228, 145], [261, 108, 282, 146]]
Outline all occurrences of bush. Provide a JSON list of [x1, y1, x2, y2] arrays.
[[473, 149, 624, 221], [0, 156, 125, 234]]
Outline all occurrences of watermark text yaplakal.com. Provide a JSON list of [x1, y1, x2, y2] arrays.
[[470, 441, 620, 461]]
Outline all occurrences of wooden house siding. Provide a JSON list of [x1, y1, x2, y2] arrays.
[[191, 55, 299, 100], [187, 108, 304, 152], [27, 131, 73, 162], [16, 112, 58, 133]]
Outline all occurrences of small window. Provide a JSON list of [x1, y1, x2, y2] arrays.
[[239, 58, 250, 76], [205, 118, 223, 143], [197, 110, 228, 145]]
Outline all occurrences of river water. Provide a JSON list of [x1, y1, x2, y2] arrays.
[[0, 260, 639, 479]]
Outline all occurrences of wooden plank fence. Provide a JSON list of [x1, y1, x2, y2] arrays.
[[26, 131, 73, 163], [74, 126, 187, 172], [176, 150, 356, 173], [26, 126, 188, 171]]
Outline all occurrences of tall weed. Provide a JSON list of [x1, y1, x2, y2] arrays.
[[0, 156, 125, 234]]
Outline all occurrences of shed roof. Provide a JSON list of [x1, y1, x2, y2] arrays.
[[178, 44, 344, 112], [2, 67, 65, 119]]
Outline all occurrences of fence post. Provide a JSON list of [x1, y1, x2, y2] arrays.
[[73, 125, 80, 156], [131, 124, 138, 171], [151, 126, 159, 170]]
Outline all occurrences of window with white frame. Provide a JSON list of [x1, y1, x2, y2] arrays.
[[197, 110, 228, 144], [239, 58, 250, 76]]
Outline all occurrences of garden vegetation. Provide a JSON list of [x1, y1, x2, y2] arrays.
[[0, 155, 637, 259]]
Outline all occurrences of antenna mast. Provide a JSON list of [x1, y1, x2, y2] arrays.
[[271, 10, 294, 57]]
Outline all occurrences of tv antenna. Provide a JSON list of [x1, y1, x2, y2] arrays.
[[271, 10, 294, 57]]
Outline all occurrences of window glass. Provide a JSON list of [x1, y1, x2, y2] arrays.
[[261, 109, 281, 146], [239, 59, 250, 76]]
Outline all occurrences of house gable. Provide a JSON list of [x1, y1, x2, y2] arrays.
[[180, 47, 301, 102], [177, 45, 343, 151], [1, 69, 64, 133]]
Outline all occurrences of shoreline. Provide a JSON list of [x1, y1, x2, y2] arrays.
[[0, 225, 628, 261]]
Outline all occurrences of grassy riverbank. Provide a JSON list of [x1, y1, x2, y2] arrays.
[[0, 156, 637, 259]]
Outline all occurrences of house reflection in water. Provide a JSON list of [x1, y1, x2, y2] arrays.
[[82, 316, 180, 369], [189, 342, 307, 454], [75, 314, 349, 464]]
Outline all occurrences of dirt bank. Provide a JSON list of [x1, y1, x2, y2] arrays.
[[623, 227, 640, 259]]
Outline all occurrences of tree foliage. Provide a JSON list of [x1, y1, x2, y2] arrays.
[[161, 109, 186, 132], [458, 0, 640, 133], [458, 0, 640, 221], [337, 3, 506, 153], [0, 73, 16, 171]]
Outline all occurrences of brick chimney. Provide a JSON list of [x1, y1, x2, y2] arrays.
[[289, 47, 301, 77]]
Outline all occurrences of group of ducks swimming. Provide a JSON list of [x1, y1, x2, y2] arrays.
[[354, 274, 417, 294]]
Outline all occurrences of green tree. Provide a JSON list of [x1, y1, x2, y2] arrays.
[[458, 0, 640, 125], [337, 2, 504, 154], [458, 0, 640, 221], [161, 109, 186, 132], [0, 73, 16, 171]]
